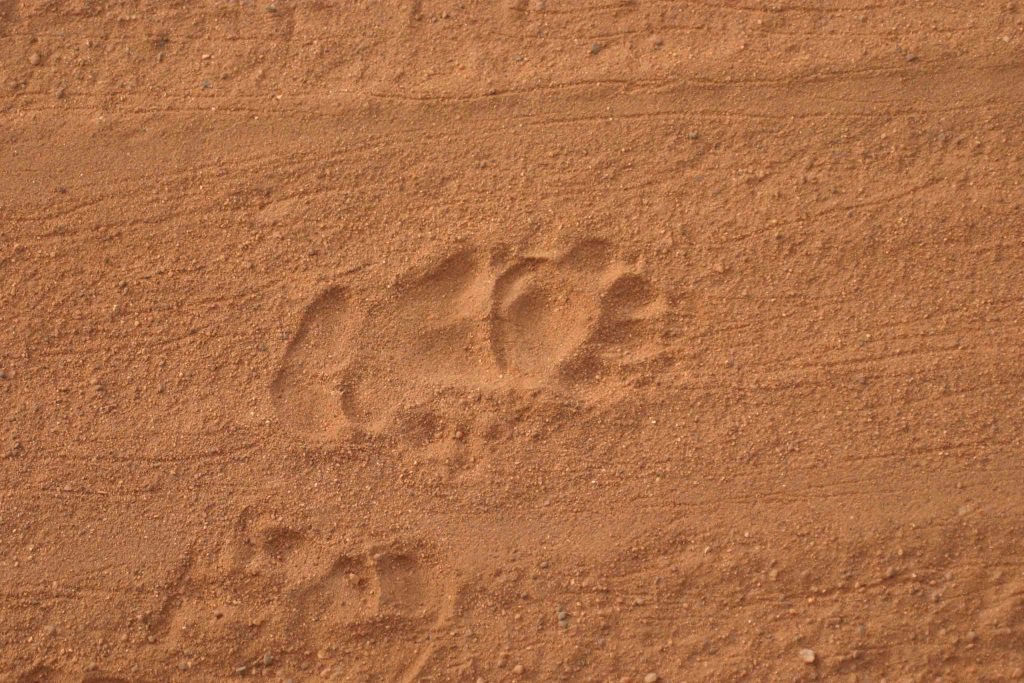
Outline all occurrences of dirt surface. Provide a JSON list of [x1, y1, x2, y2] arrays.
[[2, 1, 1024, 681]]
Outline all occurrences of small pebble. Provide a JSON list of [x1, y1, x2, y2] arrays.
[[512, 664, 525, 675], [262, 652, 274, 666], [590, 42, 604, 55], [645, 674, 660, 683], [798, 648, 816, 664], [29, 52, 42, 66]]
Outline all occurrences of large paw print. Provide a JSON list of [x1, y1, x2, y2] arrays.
[[271, 240, 672, 439]]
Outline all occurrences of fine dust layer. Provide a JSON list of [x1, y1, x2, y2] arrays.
[[2, 2, 1023, 681]]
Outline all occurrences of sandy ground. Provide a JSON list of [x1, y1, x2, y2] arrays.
[[2, 1, 1024, 681]]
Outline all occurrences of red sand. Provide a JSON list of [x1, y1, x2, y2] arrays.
[[2, 2, 1023, 681]]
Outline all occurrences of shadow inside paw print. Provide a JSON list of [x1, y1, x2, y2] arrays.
[[339, 250, 495, 430], [491, 239, 667, 388], [270, 286, 356, 440], [272, 240, 671, 439]]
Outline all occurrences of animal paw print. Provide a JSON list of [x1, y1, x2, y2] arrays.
[[289, 547, 452, 681], [147, 511, 452, 681], [272, 240, 671, 439], [292, 549, 443, 630]]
